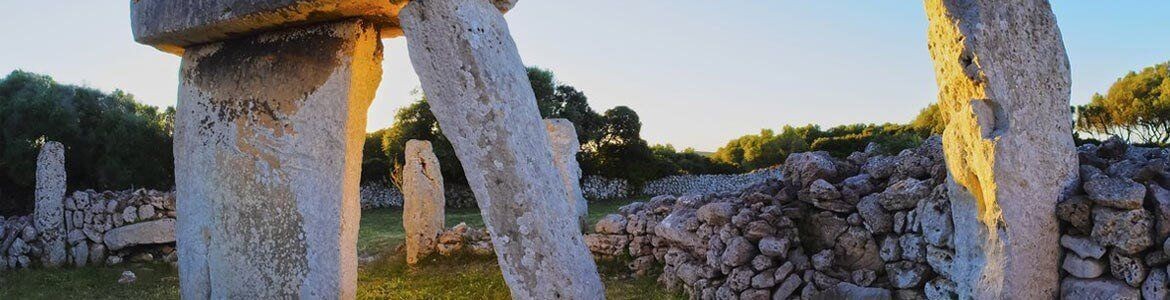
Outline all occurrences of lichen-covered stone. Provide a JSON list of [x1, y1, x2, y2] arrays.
[[925, 0, 1077, 298], [545, 119, 588, 228], [34, 141, 67, 267], [403, 140, 446, 265], [1084, 177, 1146, 210], [1092, 207, 1154, 255], [400, 1, 604, 297], [1062, 254, 1106, 279], [173, 20, 382, 298]]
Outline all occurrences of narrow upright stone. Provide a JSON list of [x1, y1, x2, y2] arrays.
[[173, 20, 382, 299], [925, 0, 1077, 298], [402, 139, 445, 265], [400, 0, 605, 298], [545, 119, 588, 230], [35, 141, 67, 268]]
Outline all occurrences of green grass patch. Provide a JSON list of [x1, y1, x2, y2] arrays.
[[0, 198, 679, 299]]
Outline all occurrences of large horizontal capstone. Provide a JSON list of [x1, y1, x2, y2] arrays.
[[131, 0, 516, 54]]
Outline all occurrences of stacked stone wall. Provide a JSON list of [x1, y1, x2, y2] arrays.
[[585, 137, 958, 299], [641, 168, 784, 198], [1057, 137, 1170, 298], [2, 189, 177, 271], [359, 183, 477, 209]]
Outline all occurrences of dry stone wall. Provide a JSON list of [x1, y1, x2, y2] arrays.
[[359, 183, 477, 209], [1057, 137, 1170, 299], [2, 189, 177, 272], [585, 137, 959, 299], [642, 168, 784, 198]]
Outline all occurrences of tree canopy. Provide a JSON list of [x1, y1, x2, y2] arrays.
[[0, 71, 174, 215], [1075, 61, 1170, 145], [362, 67, 734, 186]]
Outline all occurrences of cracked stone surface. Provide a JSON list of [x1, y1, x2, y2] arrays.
[[545, 119, 588, 229], [35, 141, 67, 267], [174, 20, 382, 299], [400, 0, 604, 298], [925, 0, 1077, 298], [403, 140, 445, 265]]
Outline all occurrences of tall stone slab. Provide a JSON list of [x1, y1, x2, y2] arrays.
[[35, 141, 67, 267], [400, 0, 606, 298], [402, 139, 445, 265], [924, 0, 1077, 298], [173, 20, 382, 299], [545, 119, 588, 230]]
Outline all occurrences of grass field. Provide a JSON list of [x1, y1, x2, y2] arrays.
[[0, 198, 682, 299]]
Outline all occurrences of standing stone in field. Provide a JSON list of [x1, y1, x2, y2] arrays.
[[402, 140, 445, 265], [925, 0, 1077, 298], [545, 119, 588, 230], [400, 0, 606, 298], [170, 20, 382, 299], [35, 141, 67, 268]]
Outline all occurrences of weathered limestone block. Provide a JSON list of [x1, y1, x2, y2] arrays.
[[402, 140, 445, 265], [104, 219, 176, 251], [35, 141, 67, 267], [173, 20, 382, 299], [131, 0, 515, 54], [925, 0, 1077, 298], [131, 0, 406, 54], [400, 0, 605, 298], [545, 119, 588, 229]]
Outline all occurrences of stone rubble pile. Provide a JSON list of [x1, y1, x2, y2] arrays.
[[2, 189, 177, 271], [640, 168, 784, 199], [585, 137, 957, 299], [1058, 137, 1170, 299], [434, 222, 494, 257]]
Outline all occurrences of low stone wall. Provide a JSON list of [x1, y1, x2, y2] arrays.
[[585, 137, 957, 299], [359, 183, 477, 209], [2, 189, 176, 271], [640, 168, 784, 199], [582, 176, 632, 200], [1057, 138, 1170, 298]]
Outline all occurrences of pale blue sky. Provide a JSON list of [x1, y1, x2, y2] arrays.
[[1, 1, 1167, 151]]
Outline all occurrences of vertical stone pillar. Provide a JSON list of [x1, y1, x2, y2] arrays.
[[402, 139, 445, 265], [173, 20, 382, 299], [545, 119, 588, 230], [400, 1, 606, 298], [35, 141, 67, 268], [924, 0, 1077, 298]]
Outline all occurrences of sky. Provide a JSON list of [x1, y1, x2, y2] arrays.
[[1, 2, 1167, 151]]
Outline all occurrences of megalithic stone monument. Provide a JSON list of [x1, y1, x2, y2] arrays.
[[35, 141, 67, 268], [402, 140, 445, 265], [400, 0, 606, 298], [545, 119, 589, 230], [132, 1, 385, 297], [924, 0, 1078, 298]]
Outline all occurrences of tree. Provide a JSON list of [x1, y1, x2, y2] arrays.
[[0, 71, 174, 215], [1075, 62, 1170, 145]]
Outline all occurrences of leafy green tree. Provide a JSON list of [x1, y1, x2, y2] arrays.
[[1074, 62, 1170, 145], [0, 71, 174, 215], [911, 103, 946, 135]]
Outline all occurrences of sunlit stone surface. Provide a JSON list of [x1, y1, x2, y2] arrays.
[[402, 139, 445, 265]]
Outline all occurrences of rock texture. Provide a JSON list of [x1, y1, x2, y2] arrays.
[[545, 119, 588, 229], [400, 0, 604, 298], [583, 139, 954, 299], [34, 141, 67, 267], [402, 140, 445, 265], [173, 20, 382, 299], [104, 219, 176, 251], [924, 0, 1077, 298]]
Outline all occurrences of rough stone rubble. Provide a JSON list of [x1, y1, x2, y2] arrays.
[[586, 138, 959, 299]]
